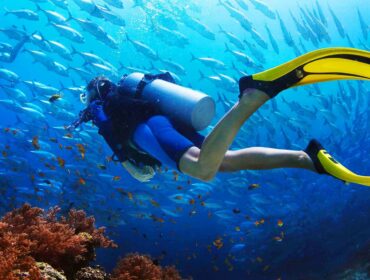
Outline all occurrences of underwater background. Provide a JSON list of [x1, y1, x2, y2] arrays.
[[0, 0, 369, 279]]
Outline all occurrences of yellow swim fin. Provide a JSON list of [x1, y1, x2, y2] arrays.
[[239, 47, 370, 98], [305, 139, 370, 187]]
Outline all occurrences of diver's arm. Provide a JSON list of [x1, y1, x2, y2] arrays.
[[121, 161, 155, 182]]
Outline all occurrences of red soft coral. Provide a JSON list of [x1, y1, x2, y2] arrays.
[[0, 204, 117, 279], [0, 222, 41, 279], [111, 253, 162, 280], [111, 253, 183, 280], [161, 266, 182, 280]]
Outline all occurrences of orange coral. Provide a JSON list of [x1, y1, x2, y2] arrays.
[[111, 253, 182, 280], [0, 204, 117, 279]]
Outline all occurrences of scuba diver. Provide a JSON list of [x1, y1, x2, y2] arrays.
[[0, 36, 29, 63], [70, 47, 370, 186]]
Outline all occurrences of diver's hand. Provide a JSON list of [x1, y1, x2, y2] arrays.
[[121, 161, 156, 182], [89, 100, 108, 127]]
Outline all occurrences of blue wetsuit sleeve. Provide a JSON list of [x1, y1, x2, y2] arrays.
[[89, 101, 127, 161]]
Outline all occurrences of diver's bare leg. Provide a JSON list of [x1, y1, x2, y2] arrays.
[[180, 89, 316, 180], [179, 89, 270, 180], [219, 147, 315, 172]]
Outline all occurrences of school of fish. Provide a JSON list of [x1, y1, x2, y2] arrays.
[[0, 0, 369, 279]]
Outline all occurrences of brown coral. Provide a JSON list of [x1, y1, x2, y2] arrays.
[[111, 253, 183, 280]]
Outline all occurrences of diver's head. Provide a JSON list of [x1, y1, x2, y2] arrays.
[[80, 76, 115, 105]]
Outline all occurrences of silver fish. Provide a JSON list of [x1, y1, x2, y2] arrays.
[[0, 25, 27, 40], [126, 35, 158, 60], [328, 5, 345, 38], [0, 85, 28, 103], [357, 8, 368, 40], [47, 61, 69, 77], [219, 1, 252, 31], [219, 25, 245, 50], [182, 14, 215, 40], [250, 28, 268, 49], [23, 49, 54, 68], [249, 0, 275, 19], [23, 80, 59, 95], [0, 68, 19, 83], [20, 106, 45, 119], [154, 25, 189, 47], [49, 0, 69, 9], [315, 0, 327, 26], [51, 23, 85, 43], [48, 40, 72, 61], [36, 4, 68, 24], [277, 12, 294, 47], [31, 33, 52, 52], [159, 59, 186, 76], [71, 47, 105, 64], [225, 44, 261, 70], [73, 0, 98, 14], [103, 0, 124, 9], [4, 8, 39, 21], [98, 6, 126, 26], [69, 67, 94, 81], [0, 42, 13, 52], [69, 15, 107, 39], [191, 54, 227, 70]]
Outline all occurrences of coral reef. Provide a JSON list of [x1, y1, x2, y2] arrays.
[[0, 204, 185, 280], [0, 204, 116, 279], [111, 253, 182, 280]]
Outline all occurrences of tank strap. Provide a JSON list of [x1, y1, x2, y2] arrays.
[[135, 72, 176, 98], [135, 74, 155, 98]]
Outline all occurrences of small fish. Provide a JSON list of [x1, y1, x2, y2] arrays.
[[78, 177, 86, 185], [150, 199, 160, 207], [213, 238, 223, 249], [150, 214, 164, 223], [112, 176, 121, 181], [76, 143, 85, 159], [32, 136, 41, 150], [57, 156, 65, 167], [4, 8, 39, 21], [127, 192, 133, 200], [49, 94, 62, 103], [97, 164, 106, 170], [233, 208, 241, 214], [263, 265, 270, 271], [254, 218, 265, 226], [277, 219, 284, 227], [273, 236, 283, 242], [248, 183, 260, 190]]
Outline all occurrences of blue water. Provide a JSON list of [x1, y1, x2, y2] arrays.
[[0, 0, 369, 279]]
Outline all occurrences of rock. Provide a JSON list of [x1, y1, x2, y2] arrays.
[[36, 262, 67, 280], [75, 266, 109, 280]]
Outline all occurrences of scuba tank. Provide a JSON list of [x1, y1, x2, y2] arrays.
[[118, 72, 216, 131]]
